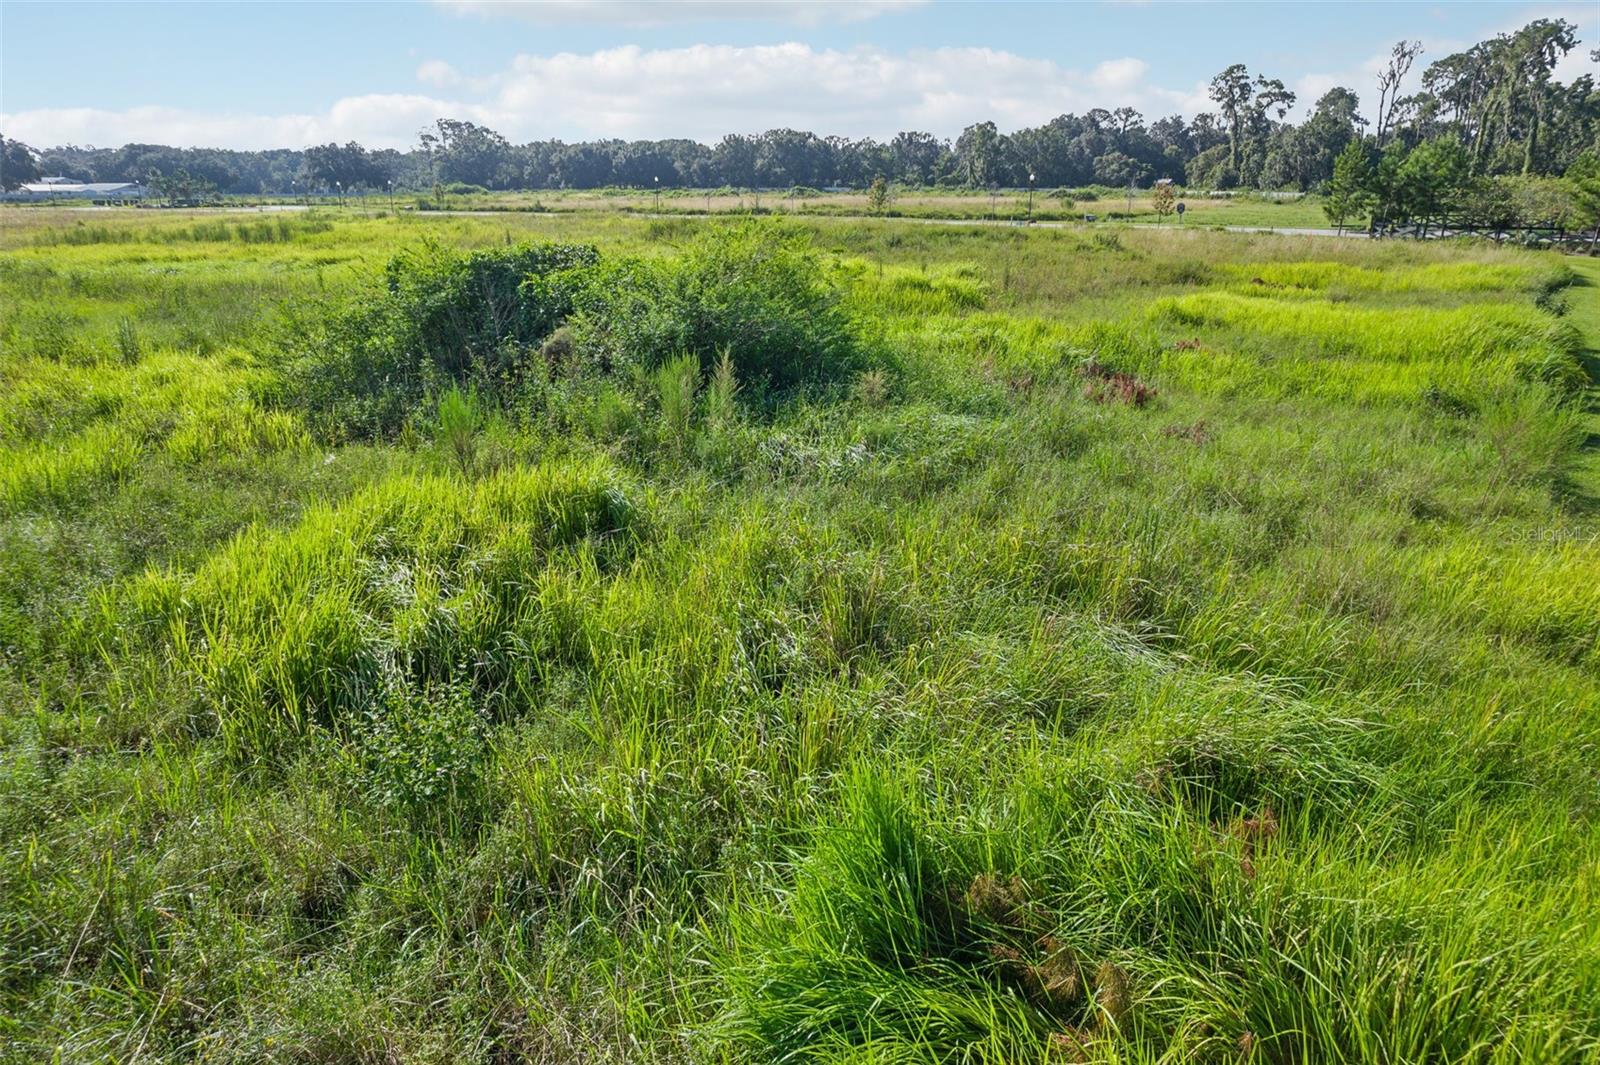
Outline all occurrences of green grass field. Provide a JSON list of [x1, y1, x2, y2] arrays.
[[415, 187, 1334, 229], [9, 184, 1334, 230], [1, 205, 1597, 1063]]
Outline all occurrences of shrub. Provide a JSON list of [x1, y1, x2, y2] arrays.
[[704, 348, 740, 428], [435, 384, 483, 475], [381, 239, 599, 377], [562, 222, 867, 391], [653, 352, 700, 451], [281, 240, 599, 437], [354, 677, 488, 818]]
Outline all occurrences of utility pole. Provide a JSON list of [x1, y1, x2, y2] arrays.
[[1027, 172, 1036, 224], [653, 175, 660, 212]]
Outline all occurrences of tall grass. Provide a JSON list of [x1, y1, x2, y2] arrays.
[[93, 458, 636, 758], [2, 208, 1597, 1063]]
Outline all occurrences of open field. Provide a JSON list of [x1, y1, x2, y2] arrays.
[[2, 206, 1598, 1062], [428, 188, 1334, 229], [3, 187, 1335, 230]]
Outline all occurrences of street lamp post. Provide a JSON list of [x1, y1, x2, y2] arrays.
[[335, 180, 343, 207], [654, 175, 660, 212], [388, 180, 394, 214], [1027, 173, 1036, 224]]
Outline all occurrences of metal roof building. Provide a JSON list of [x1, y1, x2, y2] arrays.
[[6, 180, 149, 201]]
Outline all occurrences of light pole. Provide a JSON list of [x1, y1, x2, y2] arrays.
[[1027, 172, 1036, 224], [387, 179, 394, 214], [336, 180, 343, 207], [653, 175, 660, 212]]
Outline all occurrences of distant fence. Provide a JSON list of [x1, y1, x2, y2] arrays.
[[1371, 217, 1600, 254]]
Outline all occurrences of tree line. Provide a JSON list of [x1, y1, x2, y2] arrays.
[[2, 19, 1593, 200]]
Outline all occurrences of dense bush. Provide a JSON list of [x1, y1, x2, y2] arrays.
[[380, 239, 600, 377], [282, 240, 598, 437], [560, 222, 867, 391], [284, 225, 865, 438]]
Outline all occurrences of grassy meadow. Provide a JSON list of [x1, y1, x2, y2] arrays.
[[10, 184, 1331, 228], [1, 204, 1597, 1063], [541, 186, 1330, 228]]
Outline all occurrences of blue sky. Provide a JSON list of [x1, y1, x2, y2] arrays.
[[2, 1, 1595, 149]]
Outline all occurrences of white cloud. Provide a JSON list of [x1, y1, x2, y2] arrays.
[[416, 59, 464, 88], [432, 0, 926, 28], [415, 59, 499, 93], [479, 43, 1203, 138], [1090, 57, 1148, 92], [2, 42, 1215, 149], [0, 98, 474, 152]]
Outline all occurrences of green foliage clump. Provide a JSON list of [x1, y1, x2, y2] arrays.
[[434, 384, 483, 474], [381, 239, 599, 372], [561, 222, 867, 391], [284, 225, 867, 437], [284, 239, 598, 437], [354, 677, 488, 817]]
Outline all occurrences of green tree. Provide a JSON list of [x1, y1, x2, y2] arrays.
[[418, 119, 516, 189], [149, 167, 219, 205], [1209, 64, 1254, 177], [1420, 19, 1581, 178], [1263, 87, 1364, 190], [0, 134, 40, 190], [1151, 181, 1176, 223], [1510, 19, 1579, 175], [1396, 134, 1470, 234], [1324, 139, 1373, 233], [1207, 64, 1297, 187], [955, 121, 1001, 187], [301, 141, 390, 192], [888, 131, 947, 185], [866, 175, 892, 214], [1092, 151, 1146, 188], [1566, 151, 1600, 250]]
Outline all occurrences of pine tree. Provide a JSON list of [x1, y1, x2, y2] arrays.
[[1324, 140, 1373, 234]]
